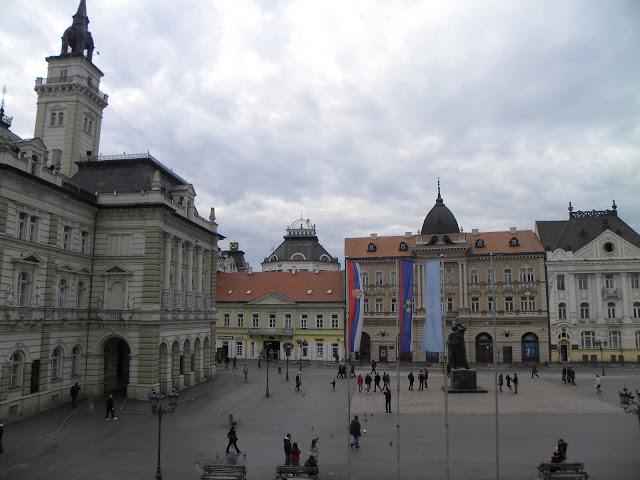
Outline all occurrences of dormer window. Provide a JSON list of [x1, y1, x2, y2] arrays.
[[326, 289, 332, 294], [475, 239, 485, 248], [367, 243, 377, 252], [307, 289, 313, 295], [227, 289, 233, 295], [245, 289, 252, 295], [399, 242, 408, 251], [509, 237, 519, 247]]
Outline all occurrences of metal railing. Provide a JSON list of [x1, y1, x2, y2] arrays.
[[35, 75, 108, 102]]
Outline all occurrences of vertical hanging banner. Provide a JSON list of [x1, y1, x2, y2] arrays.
[[398, 259, 415, 352], [422, 259, 443, 352], [347, 260, 364, 353]]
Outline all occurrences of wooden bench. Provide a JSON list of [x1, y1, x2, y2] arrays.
[[201, 464, 246, 480], [537, 462, 588, 479], [274, 465, 319, 479]]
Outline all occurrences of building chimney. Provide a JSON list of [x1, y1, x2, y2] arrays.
[[370, 233, 378, 239], [509, 226, 517, 234], [405, 232, 412, 238], [472, 228, 479, 235]]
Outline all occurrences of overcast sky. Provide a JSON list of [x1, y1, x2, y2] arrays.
[[2, 0, 639, 268]]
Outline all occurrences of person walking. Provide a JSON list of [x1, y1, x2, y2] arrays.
[[557, 438, 568, 462], [70, 382, 80, 409], [309, 438, 319, 462], [418, 370, 424, 391], [224, 356, 230, 370], [561, 366, 567, 383], [513, 373, 519, 394], [257, 356, 262, 369], [594, 374, 602, 394], [424, 369, 429, 389], [331, 379, 336, 391], [243, 365, 249, 383], [0, 418, 4, 455], [505, 374, 512, 394], [226, 422, 241, 454], [408, 371, 414, 391], [349, 415, 362, 448], [531, 363, 539, 378], [349, 363, 356, 378], [568, 366, 576, 385], [232, 357, 238, 370], [364, 373, 372, 393], [295, 371, 302, 391], [384, 388, 392, 413], [370, 359, 377, 374], [291, 442, 301, 466], [105, 394, 117, 420], [498, 373, 504, 392], [283, 433, 292, 465], [357, 374, 364, 393], [374, 373, 382, 392], [383, 372, 390, 391]]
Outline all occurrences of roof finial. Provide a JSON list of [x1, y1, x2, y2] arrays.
[[0, 85, 6, 113], [568, 201, 574, 218], [612, 200, 617, 213], [436, 177, 442, 203]]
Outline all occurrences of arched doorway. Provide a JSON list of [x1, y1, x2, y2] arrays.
[[103, 337, 130, 395], [559, 340, 569, 363], [358, 332, 371, 362], [475, 333, 493, 363], [521, 332, 540, 363]]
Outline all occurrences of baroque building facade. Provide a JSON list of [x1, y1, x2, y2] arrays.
[[216, 272, 344, 362], [344, 187, 549, 365], [0, 1, 220, 421], [536, 203, 640, 364]]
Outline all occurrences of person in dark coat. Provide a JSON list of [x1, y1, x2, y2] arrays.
[[295, 371, 302, 391], [384, 388, 392, 413], [531, 363, 539, 378], [226, 422, 241, 454], [232, 357, 237, 370], [105, 394, 117, 420], [424, 369, 429, 389], [70, 382, 80, 409], [408, 371, 414, 390], [513, 373, 519, 394], [364, 373, 372, 393], [557, 438, 568, 462], [224, 356, 230, 370], [505, 375, 512, 393], [370, 360, 377, 374], [418, 370, 424, 390], [349, 415, 362, 448], [374, 373, 382, 392], [283, 433, 292, 465], [498, 373, 504, 392], [562, 366, 567, 383]]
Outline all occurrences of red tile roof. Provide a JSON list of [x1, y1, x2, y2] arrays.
[[344, 235, 415, 259], [468, 230, 543, 255], [216, 271, 344, 303]]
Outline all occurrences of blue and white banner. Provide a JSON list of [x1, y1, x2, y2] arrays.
[[421, 260, 443, 353]]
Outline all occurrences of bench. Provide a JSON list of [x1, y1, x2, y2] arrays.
[[537, 462, 588, 480], [201, 464, 246, 480], [274, 465, 319, 479]]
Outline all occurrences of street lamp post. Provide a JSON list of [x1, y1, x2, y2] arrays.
[[264, 350, 271, 397], [148, 388, 179, 480], [296, 339, 308, 371], [283, 343, 293, 381], [595, 339, 607, 377]]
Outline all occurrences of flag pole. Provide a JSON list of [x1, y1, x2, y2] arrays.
[[396, 259, 401, 480], [345, 258, 351, 480], [441, 253, 450, 480], [491, 253, 500, 480]]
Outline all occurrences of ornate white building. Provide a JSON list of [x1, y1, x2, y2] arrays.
[[0, 1, 220, 421], [537, 203, 640, 364]]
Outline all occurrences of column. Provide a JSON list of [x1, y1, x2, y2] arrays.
[[196, 246, 203, 309], [594, 273, 603, 323], [566, 272, 576, 323], [186, 242, 194, 309], [163, 234, 172, 290], [175, 239, 183, 308], [620, 272, 630, 319], [458, 262, 464, 309]]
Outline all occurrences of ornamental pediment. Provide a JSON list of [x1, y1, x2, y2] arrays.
[[248, 293, 296, 305], [12, 252, 45, 265], [103, 264, 132, 275], [573, 230, 640, 261]]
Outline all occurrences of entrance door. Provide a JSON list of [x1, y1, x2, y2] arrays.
[[560, 342, 569, 362], [264, 340, 281, 359], [359, 332, 371, 362], [379, 345, 388, 362], [521, 333, 540, 363], [503, 346, 513, 364], [475, 333, 493, 363], [103, 337, 130, 395]]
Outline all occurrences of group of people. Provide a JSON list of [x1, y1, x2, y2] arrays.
[[562, 365, 577, 385], [550, 438, 568, 463], [224, 356, 238, 370], [407, 369, 429, 390], [497, 373, 519, 394], [355, 371, 394, 394], [282, 433, 319, 467]]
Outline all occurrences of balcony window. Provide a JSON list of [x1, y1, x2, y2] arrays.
[[505, 296, 513, 312], [607, 303, 616, 319], [503, 268, 512, 283], [331, 314, 339, 329], [316, 314, 323, 329], [581, 331, 595, 349], [578, 274, 589, 290], [375, 297, 383, 313], [237, 313, 244, 327], [269, 313, 276, 328], [609, 331, 621, 349], [605, 274, 614, 289], [580, 303, 590, 320], [252, 313, 259, 328], [558, 303, 567, 320], [557, 274, 565, 291]]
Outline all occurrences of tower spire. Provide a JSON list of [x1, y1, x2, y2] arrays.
[[435, 177, 443, 204]]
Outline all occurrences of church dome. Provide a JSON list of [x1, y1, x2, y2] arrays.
[[421, 188, 460, 235]]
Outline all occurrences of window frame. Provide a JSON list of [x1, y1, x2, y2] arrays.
[[471, 296, 480, 312], [609, 330, 621, 349], [300, 313, 308, 329], [223, 313, 230, 328], [237, 313, 244, 328], [252, 313, 259, 328], [581, 331, 595, 349], [315, 313, 323, 329], [503, 268, 512, 283], [580, 302, 590, 320], [557, 274, 565, 291], [331, 313, 339, 329], [374, 297, 384, 313], [578, 274, 589, 290], [558, 303, 567, 320], [504, 296, 514, 312]]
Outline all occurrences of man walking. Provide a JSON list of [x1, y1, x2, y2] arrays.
[[418, 370, 424, 391], [374, 373, 382, 392], [232, 357, 238, 370], [408, 371, 414, 391], [594, 374, 602, 394], [225, 356, 230, 370], [364, 373, 372, 393], [384, 388, 392, 413], [513, 373, 519, 394], [226, 422, 241, 454], [105, 394, 117, 420], [561, 366, 567, 383], [505, 374, 512, 394], [531, 363, 539, 378], [283, 433, 292, 465], [370, 359, 377, 374], [70, 382, 80, 409], [357, 374, 364, 393], [498, 373, 504, 392], [349, 415, 361, 448], [424, 369, 429, 389], [295, 371, 302, 391], [243, 365, 249, 383]]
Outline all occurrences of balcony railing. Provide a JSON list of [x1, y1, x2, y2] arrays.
[[35, 75, 109, 102], [249, 327, 294, 337]]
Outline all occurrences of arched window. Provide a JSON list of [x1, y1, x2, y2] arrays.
[[71, 345, 81, 376], [58, 279, 67, 308], [607, 302, 616, 319], [475, 239, 485, 248], [521, 332, 540, 362], [581, 331, 595, 349], [17, 271, 31, 307], [609, 330, 621, 349], [580, 302, 590, 319], [558, 303, 567, 320], [58, 112, 64, 125], [509, 237, 519, 247], [367, 243, 377, 252], [319, 254, 330, 262], [51, 347, 63, 380], [634, 302, 640, 319], [50, 112, 57, 126], [290, 253, 306, 261], [9, 351, 24, 388]]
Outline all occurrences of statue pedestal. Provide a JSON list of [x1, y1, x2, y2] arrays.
[[447, 369, 487, 393]]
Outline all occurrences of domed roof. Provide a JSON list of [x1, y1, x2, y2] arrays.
[[421, 187, 460, 235]]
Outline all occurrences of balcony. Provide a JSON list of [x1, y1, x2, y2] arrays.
[[35, 75, 109, 102], [249, 327, 294, 337], [602, 287, 620, 299], [2, 307, 44, 323], [97, 309, 134, 322]]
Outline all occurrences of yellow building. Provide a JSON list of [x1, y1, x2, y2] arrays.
[[216, 271, 345, 362]]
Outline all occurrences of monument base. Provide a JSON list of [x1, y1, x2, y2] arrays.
[[446, 369, 487, 393]]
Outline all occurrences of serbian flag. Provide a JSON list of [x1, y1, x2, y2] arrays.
[[422, 259, 443, 352], [347, 260, 364, 353], [398, 259, 414, 352]]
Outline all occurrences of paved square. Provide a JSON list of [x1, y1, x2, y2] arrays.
[[0, 363, 638, 479]]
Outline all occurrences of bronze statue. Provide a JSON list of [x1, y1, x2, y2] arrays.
[[447, 323, 469, 370]]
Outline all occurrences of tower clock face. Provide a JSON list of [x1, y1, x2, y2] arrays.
[[230, 242, 239, 251]]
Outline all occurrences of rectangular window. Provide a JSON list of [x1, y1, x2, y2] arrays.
[[470, 270, 479, 284], [486, 269, 495, 285], [316, 343, 323, 358], [237, 313, 244, 328], [607, 303, 616, 319], [28, 216, 38, 242], [581, 331, 595, 349], [331, 314, 339, 329], [578, 274, 589, 290], [285, 313, 292, 329], [447, 296, 454, 312], [361, 272, 369, 286], [18, 212, 27, 240], [505, 296, 514, 312], [605, 274, 614, 289], [269, 313, 276, 328], [364, 297, 369, 313], [631, 273, 640, 289], [236, 342, 243, 357], [557, 274, 565, 290], [50, 112, 57, 126], [558, 303, 567, 320], [300, 314, 308, 329], [391, 296, 397, 313], [81, 231, 89, 253], [316, 314, 323, 329], [471, 297, 480, 312], [63, 226, 72, 250], [445, 267, 454, 285], [521, 296, 535, 311], [390, 271, 396, 287], [580, 303, 590, 319], [519, 267, 535, 283], [223, 313, 230, 327], [252, 313, 259, 328], [609, 331, 621, 349], [375, 272, 383, 286], [503, 268, 512, 283], [488, 296, 495, 312], [375, 297, 384, 313], [60, 69, 67, 80]]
